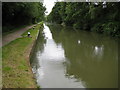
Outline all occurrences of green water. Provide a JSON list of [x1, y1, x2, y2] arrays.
[[31, 23, 118, 88]]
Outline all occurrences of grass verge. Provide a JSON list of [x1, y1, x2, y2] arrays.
[[2, 22, 43, 88]]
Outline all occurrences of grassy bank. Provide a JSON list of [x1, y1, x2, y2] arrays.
[[2, 22, 43, 88]]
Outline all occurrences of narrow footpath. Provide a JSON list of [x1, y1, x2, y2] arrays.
[[2, 25, 35, 46]]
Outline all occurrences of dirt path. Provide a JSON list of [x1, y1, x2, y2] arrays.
[[2, 25, 36, 46]]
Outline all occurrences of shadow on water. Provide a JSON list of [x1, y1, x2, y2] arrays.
[[30, 27, 47, 73], [30, 23, 118, 88]]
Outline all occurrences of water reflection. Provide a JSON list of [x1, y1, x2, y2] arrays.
[[48, 24, 118, 88], [31, 24, 118, 88], [78, 40, 81, 44], [94, 45, 104, 58], [31, 24, 85, 88], [43, 24, 53, 39]]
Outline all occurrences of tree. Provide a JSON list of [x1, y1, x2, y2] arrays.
[[47, 2, 120, 37], [2, 2, 46, 32]]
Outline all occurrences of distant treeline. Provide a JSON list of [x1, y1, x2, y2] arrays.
[[47, 2, 120, 37], [2, 2, 46, 32]]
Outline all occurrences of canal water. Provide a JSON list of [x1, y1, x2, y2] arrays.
[[30, 23, 118, 88]]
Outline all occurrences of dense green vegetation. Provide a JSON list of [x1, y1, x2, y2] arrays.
[[47, 2, 120, 37], [2, 2, 45, 33], [2, 23, 43, 88]]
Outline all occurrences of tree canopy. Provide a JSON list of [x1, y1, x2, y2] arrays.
[[2, 2, 46, 32], [47, 2, 120, 37]]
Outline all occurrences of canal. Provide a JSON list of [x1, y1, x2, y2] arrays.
[[30, 23, 118, 88]]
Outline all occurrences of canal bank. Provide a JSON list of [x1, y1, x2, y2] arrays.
[[2, 22, 43, 88]]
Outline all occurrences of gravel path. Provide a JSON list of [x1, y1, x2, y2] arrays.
[[2, 25, 35, 46]]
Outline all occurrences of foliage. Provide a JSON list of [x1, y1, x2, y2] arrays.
[[2, 2, 46, 32], [47, 2, 120, 37]]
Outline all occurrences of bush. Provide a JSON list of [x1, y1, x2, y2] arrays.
[[103, 22, 120, 37], [91, 23, 104, 33]]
